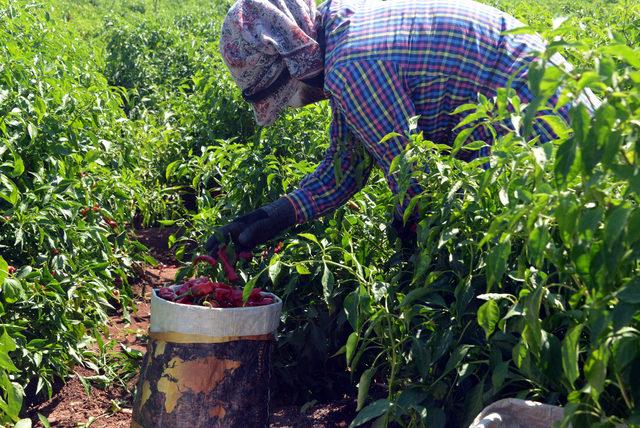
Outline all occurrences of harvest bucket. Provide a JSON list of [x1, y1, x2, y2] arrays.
[[131, 286, 282, 428]]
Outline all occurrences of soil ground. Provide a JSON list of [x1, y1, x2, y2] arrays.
[[25, 228, 358, 427]]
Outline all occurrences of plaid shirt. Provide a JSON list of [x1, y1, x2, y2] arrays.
[[285, 0, 572, 224]]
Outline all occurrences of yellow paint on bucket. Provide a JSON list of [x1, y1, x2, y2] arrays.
[[157, 356, 241, 413], [154, 340, 166, 357], [140, 381, 152, 408]]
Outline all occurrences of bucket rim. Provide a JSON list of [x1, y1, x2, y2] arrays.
[[151, 286, 283, 313]]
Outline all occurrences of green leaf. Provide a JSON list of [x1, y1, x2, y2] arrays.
[[11, 155, 24, 177], [0, 257, 7, 286], [0, 331, 19, 372], [0, 375, 23, 421], [295, 263, 311, 275], [486, 239, 511, 291], [603, 45, 640, 68], [27, 123, 38, 140], [268, 259, 282, 284], [321, 264, 334, 306], [396, 388, 428, 410], [539, 115, 571, 139], [0, 175, 19, 206], [241, 276, 257, 304], [84, 149, 101, 163], [585, 346, 609, 400], [462, 140, 488, 151], [449, 103, 477, 115], [408, 115, 420, 132], [478, 300, 500, 339], [350, 399, 391, 427], [523, 285, 545, 356], [512, 340, 529, 370], [628, 208, 640, 245], [298, 233, 320, 245], [165, 160, 181, 180], [556, 197, 579, 244], [357, 367, 376, 411], [451, 126, 476, 155], [343, 292, 358, 330], [379, 132, 403, 144], [604, 205, 631, 248], [613, 336, 638, 371], [400, 287, 430, 307], [501, 25, 534, 35], [491, 361, 509, 392], [527, 226, 549, 266], [561, 324, 583, 387], [618, 279, 640, 304], [554, 138, 577, 185], [477, 293, 516, 302], [463, 379, 485, 426], [2, 278, 23, 303], [15, 419, 31, 428], [443, 345, 473, 376], [346, 332, 359, 366], [453, 111, 487, 131], [411, 338, 430, 379], [38, 414, 51, 428]]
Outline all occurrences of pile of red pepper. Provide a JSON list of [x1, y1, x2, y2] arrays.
[[156, 249, 274, 308]]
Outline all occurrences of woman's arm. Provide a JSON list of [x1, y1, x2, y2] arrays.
[[286, 101, 374, 223]]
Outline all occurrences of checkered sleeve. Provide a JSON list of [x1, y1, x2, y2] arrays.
[[326, 59, 423, 216], [285, 100, 373, 223]]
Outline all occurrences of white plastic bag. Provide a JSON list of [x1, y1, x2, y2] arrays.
[[469, 398, 566, 428]]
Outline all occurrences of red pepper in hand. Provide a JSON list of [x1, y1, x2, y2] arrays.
[[194, 255, 218, 269], [217, 248, 239, 282]]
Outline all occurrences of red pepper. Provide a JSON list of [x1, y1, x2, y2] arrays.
[[176, 283, 191, 296], [215, 287, 231, 301], [274, 241, 284, 254], [248, 288, 263, 301], [191, 280, 216, 297], [230, 288, 243, 306], [7, 266, 16, 275], [176, 296, 193, 305], [194, 255, 218, 269], [213, 282, 232, 290], [217, 248, 239, 282], [158, 287, 177, 301]]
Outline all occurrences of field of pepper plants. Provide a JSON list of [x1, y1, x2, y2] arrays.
[[0, 0, 639, 426]]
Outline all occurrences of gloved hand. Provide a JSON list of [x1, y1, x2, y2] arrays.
[[205, 197, 296, 254]]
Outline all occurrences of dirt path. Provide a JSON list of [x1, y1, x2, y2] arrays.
[[26, 228, 357, 427]]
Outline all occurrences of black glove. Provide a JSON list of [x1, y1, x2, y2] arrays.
[[205, 197, 296, 254]]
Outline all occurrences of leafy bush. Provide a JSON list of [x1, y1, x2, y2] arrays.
[[340, 28, 640, 428], [0, 2, 158, 422], [1, 0, 638, 426]]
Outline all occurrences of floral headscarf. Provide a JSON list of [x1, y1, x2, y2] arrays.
[[220, 0, 324, 125]]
